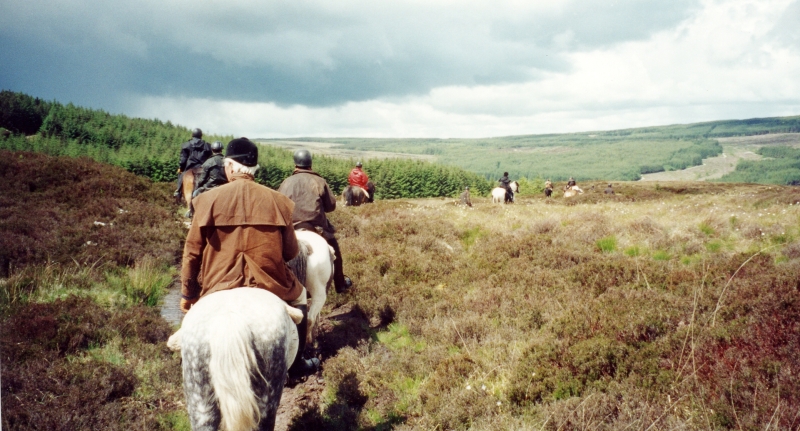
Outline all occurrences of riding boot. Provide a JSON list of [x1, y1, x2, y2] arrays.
[[326, 236, 351, 293], [288, 304, 321, 379]]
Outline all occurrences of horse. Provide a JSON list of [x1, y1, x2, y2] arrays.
[[170, 288, 299, 431], [564, 185, 584, 198], [287, 229, 335, 345], [491, 181, 519, 204], [342, 181, 375, 206], [180, 167, 202, 216], [544, 187, 553, 197], [167, 230, 334, 430]]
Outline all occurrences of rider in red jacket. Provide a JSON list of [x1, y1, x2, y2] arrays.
[[348, 162, 369, 189]]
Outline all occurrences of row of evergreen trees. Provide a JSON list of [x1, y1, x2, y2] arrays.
[[0, 90, 493, 197]]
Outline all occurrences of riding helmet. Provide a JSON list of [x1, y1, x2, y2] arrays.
[[211, 141, 224, 153], [293, 149, 312, 168], [225, 137, 258, 167], [191, 128, 203, 139], [356, 161, 362, 168]]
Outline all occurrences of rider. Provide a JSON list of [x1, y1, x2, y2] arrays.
[[460, 186, 472, 207], [498, 171, 513, 202], [567, 176, 576, 189], [347, 161, 370, 206], [175, 128, 212, 206], [192, 141, 228, 197], [278, 149, 353, 294], [180, 137, 320, 378]]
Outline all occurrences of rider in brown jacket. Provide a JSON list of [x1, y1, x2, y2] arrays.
[[180, 137, 320, 377], [278, 149, 352, 293]]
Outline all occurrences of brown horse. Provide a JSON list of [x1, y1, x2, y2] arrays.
[[180, 167, 202, 216], [342, 181, 375, 206]]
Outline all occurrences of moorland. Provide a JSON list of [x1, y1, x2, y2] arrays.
[[2, 90, 800, 430], [2, 149, 799, 429], [264, 117, 800, 185]]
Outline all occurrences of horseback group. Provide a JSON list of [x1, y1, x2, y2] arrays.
[[169, 131, 361, 430]]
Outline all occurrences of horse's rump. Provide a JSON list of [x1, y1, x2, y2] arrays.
[[180, 288, 298, 431], [291, 229, 334, 345], [343, 185, 369, 206], [181, 167, 202, 209]]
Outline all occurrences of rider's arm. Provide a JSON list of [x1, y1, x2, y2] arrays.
[[322, 182, 337, 213], [180, 222, 206, 301], [179, 145, 189, 172], [282, 226, 300, 262], [195, 161, 211, 189]]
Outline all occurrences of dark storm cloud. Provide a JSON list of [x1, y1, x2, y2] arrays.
[[0, 0, 699, 110]]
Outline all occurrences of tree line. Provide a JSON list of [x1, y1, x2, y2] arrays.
[[0, 90, 492, 198]]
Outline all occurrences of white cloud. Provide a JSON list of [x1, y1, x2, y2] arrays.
[[125, 0, 800, 138]]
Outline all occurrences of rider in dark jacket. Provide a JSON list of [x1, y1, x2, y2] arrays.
[[174, 128, 212, 198], [193, 141, 228, 196], [498, 172, 513, 202], [278, 149, 352, 293]]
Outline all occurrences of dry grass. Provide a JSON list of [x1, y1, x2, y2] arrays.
[[301, 180, 800, 430]]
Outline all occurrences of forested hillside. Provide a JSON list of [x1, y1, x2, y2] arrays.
[[273, 116, 800, 182], [0, 91, 493, 198], [719, 146, 800, 185]]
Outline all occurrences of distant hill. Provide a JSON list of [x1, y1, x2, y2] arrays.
[[265, 116, 800, 184]]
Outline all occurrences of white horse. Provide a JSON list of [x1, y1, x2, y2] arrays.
[[171, 288, 299, 431], [167, 230, 334, 430], [491, 181, 519, 204], [289, 229, 335, 345], [564, 185, 584, 198]]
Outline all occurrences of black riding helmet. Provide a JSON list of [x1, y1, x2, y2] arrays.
[[225, 137, 258, 167], [293, 149, 312, 168], [191, 128, 202, 139], [211, 141, 224, 153]]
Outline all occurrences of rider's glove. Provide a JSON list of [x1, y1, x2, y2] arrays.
[[180, 297, 198, 313]]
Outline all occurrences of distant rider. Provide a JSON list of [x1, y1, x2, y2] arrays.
[[279, 149, 353, 294], [498, 171, 513, 202], [604, 183, 615, 195], [180, 137, 320, 378], [460, 186, 472, 207], [347, 161, 370, 205], [193, 141, 228, 196], [175, 128, 212, 206], [544, 179, 553, 197], [567, 176, 576, 189]]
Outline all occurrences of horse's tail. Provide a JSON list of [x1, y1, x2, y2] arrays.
[[287, 240, 309, 287], [207, 314, 264, 431]]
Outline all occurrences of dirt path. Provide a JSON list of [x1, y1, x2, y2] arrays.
[[640, 133, 800, 182]]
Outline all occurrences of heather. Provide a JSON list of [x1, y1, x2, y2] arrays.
[[2, 147, 800, 430], [299, 181, 800, 430], [1, 151, 187, 430]]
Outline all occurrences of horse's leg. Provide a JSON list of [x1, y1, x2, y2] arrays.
[[182, 337, 222, 431], [183, 169, 195, 215]]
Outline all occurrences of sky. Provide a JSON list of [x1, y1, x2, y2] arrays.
[[1, 0, 799, 139]]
